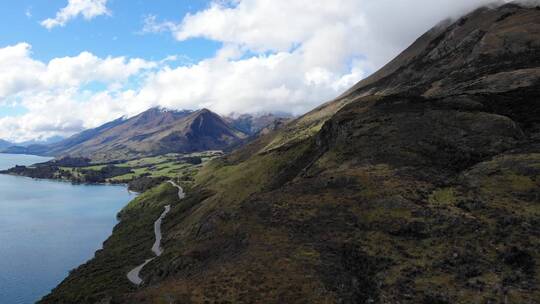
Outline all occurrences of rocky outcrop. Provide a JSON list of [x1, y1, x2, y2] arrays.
[[342, 4, 540, 99]]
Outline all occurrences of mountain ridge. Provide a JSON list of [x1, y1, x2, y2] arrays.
[[0, 139, 12, 150], [3, 107, 249, 162], [40, 3, 540, 304]]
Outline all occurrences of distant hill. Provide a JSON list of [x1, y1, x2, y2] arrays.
[[2, 144, 50, 155], [18, 136, 65, 147], [226, 113, 293, 135], [57, 108, 247, 162], [1, 136, 66, 155], [0, 139, 13, 150], [1, 136, 66, 153], [4, 108, 248, 162], [3, 117, 130, 156]]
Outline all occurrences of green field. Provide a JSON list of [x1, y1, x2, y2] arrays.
[[61, 151, 223, 184]]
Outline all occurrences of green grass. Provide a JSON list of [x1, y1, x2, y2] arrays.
[[48, 152, 223, 187], [82, 165, 107, 171], [428, 187, 457, 205], [39, 182, 181, 303]]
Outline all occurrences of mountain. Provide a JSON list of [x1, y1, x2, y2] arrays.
[[2, 117, 129, 156], [18, 136, 65, 147], [46, 117, 129, 156], [226, 113, 293, 135], [65, 108, 247, 162], [6, 108, 247, 162], [41, 3, 540, 304], [1, 136, 66, 154], [2, 144, 50, 155], [0, 139, 12, 150]]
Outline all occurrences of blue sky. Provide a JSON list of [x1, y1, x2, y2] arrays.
[[0, 0, 218, 62], [0, 0, 220, 122], [0, 0, 496, 142]]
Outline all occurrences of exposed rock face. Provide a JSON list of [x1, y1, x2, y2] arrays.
[[41, 4, 540, 304], [343, 3, 540, 98], [317, 94, 529, 172]]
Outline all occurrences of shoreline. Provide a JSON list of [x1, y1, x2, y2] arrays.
[[0, 156, 135, 304], [0, 172, 133, 189]]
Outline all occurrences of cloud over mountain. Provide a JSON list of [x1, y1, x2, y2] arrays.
[[2, 0, 519, 142]]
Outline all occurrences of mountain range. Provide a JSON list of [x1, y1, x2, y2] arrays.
[[226, 113, 293, 135], [0, 136, 65, 150], [2, 108, 290, 162], [40, 3, 540, 304], [0, 139, 12, 150]]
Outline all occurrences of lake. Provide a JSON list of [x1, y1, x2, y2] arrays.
[[0, 154, 135, 304]]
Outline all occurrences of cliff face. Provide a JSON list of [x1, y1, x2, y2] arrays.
[[41, 4, 540, 304]]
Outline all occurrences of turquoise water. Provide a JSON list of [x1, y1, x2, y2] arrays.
[[0, 154, 135, 304]]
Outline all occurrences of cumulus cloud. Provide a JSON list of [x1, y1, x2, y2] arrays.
[[134, 0, 503, 113], [0, 43, 157, 141], [2, 0, 522, 141], [150, 0, 499, 67], [0, 43, 155, 98], [41, 0, 110, 29]]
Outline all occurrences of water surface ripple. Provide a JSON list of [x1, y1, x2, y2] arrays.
[[0, 154, 134, 304]]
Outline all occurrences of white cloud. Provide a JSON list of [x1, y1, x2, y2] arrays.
[[142, 15, 178, 34], [2, 0, 521, 142], [151, 0, 498, 67], [41, 0, 110, 29], [131, 0, 501, 113], [0, 43, 157, 141], [0, 43, 155, 99]]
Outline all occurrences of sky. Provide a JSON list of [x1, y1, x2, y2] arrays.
[[0, 0, 515, 142]]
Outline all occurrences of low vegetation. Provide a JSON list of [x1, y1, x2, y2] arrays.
[[1, 151, 222, 192], [37, 4, 540, 304]]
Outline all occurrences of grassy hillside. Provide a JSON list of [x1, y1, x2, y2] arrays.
[[39, 183, 182, 303], [40, 4, 540, 304]]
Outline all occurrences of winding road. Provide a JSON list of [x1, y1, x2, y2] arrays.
[[168, 180, 186, 200], [126, 181, 185, 285]]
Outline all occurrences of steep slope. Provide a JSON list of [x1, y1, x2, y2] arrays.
[[47, 117, 128, 155], [70, 108, 246, 161], [342, 2, 540, 98], [226, 113, 293, 135], [263, 2, 540, 152], [41, 3, 540, 304], [13, 108, 246, 162]]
